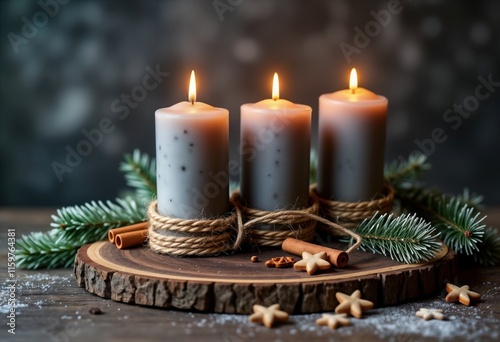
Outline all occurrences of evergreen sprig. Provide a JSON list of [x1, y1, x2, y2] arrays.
[[348, 213, 442, 264], [17, 197, 145, 269], [471, 227, 500, 266], [428, 196, 485, 255], [456, 188, 484, 211], [386, 155, 487, 257], [384, 152, 430, 188], [51, 197, 145, 232], [17, 229, 82, 269], [119, 149, 157, 205]]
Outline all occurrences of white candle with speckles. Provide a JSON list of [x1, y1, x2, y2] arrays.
[[240, 73, 312, 211], [155, 71, 229, 219], [317, 68, 388, 202]]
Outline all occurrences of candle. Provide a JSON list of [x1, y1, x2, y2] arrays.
[[240, 73, 312, 210], [317, 68, 388, 202], [155, 71, 229, 219]]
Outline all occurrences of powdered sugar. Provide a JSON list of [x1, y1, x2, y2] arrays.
[[0, 272, 73, 313], [3, 271, 499, 341]]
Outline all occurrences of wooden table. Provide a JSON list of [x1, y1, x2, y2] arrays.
[[1, 208, 499, 342]]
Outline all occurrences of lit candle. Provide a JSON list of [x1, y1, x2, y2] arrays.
[[317, 68, 388, 202], [155, 71, 229, 219], [240, 73, 312, 210]]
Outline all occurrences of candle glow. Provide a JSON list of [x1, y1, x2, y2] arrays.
[[189, 70, 196, 104], [272, 72, 279, 101], [349, 68, 358, 94]]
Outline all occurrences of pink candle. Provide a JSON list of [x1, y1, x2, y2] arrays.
[[317, 68, 388, 202]]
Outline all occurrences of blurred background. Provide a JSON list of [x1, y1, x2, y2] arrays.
[[1, 0, 499, 206]]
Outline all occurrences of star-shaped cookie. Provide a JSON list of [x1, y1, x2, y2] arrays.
[[335, 290, 374, 318], [445, 283, 481, 306], [416, 308, 444, 320], [316, 313, 351, 329], [248, 304, 289, 328], [293, 251, 331, 275]]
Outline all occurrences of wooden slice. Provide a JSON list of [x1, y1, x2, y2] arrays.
[[74, 241, 457, 314]]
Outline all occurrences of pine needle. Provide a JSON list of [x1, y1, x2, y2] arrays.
[[470, 227, 500, 266], [51, 197, 145, 231], [429, 197, 485, 255], [384, 153, 430, 188], [456, 188, 484, 211], [120, 149, 157, 205], [17, 229, 81, 269], [17, 197, 145, 269], [396, 189, 486, 256], [349, 212, 442, 264]]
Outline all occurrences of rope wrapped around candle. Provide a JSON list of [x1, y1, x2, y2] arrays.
[[231, 191, 319, 247], [310, 183, 394, 234], [147, 201, 244, 256], [147, 190, 363, 257]]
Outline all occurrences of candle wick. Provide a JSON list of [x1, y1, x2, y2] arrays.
[[191, 99, 194, 105], [351, 88, 356, 94]]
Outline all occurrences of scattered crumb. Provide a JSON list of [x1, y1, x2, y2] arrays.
[[89, 307, 103, 315]]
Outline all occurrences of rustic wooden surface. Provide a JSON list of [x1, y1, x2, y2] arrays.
[[74, 238, 456, 314], [1, 207, 499, 342]]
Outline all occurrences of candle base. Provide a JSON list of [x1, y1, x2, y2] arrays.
[[310, 183, 394, 235], [231, 192, 320, 247], [147, 201, 241, 256]]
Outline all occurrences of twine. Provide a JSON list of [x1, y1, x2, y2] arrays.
[[310, 183, 394, 233], [231, 192, 320, 247], [147, 201, 242, 256], [147, 189, 364, 256]]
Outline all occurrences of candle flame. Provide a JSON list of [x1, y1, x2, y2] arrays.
[[349, 68, 358, 94], [272, 72, 279, 101], [188, 70, 196, 104]]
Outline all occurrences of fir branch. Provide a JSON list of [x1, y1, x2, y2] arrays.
[[396, 189, 485, 256], [120, 149, 157, 204], [429, 197, 485, 255], [384, 152, 430, 188], [347, 213, 442, 264], [470, 227, 500, 266], [51, 197, 144, 231], [456, 188, 484, 211], [17, 229, 81, 269], [18, 197, 145, 269]]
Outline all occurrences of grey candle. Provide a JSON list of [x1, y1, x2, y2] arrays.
[[240, 73, 311, 210], [155, 71, 229, 219], [317, 68, 388, 202]]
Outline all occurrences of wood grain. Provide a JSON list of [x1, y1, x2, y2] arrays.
[[75, 240, 457, 313]]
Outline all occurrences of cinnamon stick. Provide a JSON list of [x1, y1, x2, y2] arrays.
[[108, 222, 149, 243], [115, 229, 148, 249], [282, 237, 349, 268]]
